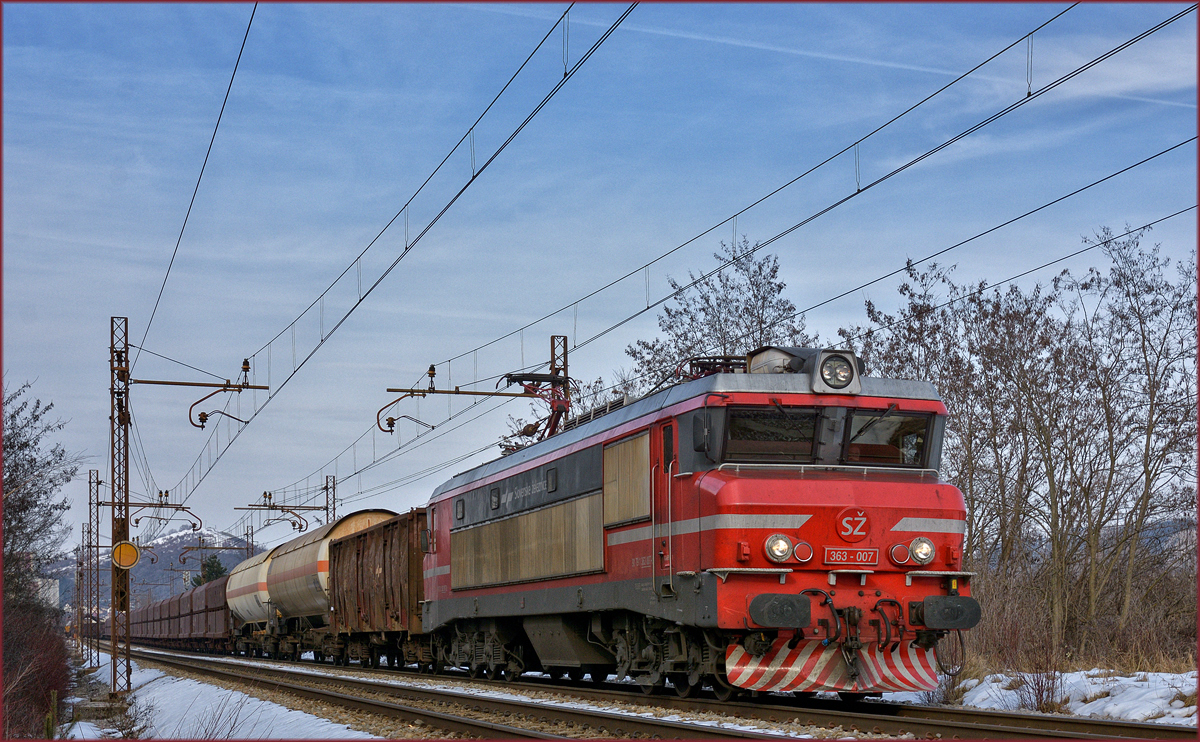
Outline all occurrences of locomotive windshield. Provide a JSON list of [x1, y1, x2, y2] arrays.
[[725, 406, 817, 462], [719, 405, 935, 468], [844, 409, 930, 466]]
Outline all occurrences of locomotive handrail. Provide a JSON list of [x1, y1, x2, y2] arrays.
[[717, 462, 940, 478], [705, 567, 791, 585], [903, 570, 975, 587]]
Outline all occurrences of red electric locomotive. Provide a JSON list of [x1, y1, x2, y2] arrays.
[[421, 346, 979, 698]]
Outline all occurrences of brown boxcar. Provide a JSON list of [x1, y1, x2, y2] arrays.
[[204, 575, 231, 641], [330, 508, 426, 637], [168, 593, 183, 638], [191, 584, 208, 640]]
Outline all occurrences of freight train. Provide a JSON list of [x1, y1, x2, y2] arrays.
[[130, 346, 980, 699]]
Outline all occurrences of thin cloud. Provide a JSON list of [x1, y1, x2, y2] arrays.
[[462, 4, 1196, 109]]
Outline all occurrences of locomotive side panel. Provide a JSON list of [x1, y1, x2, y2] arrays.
[[450, 492, 603, 590]]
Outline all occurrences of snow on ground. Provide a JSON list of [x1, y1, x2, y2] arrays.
[[82, 648, 1197, 736], [66, 653, 377, 739], [954, 669, 1197, 725]]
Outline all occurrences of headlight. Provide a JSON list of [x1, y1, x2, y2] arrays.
[[909, 537, 935, 565], [764, 534, 793, 563], [820, 355, 854, 389]]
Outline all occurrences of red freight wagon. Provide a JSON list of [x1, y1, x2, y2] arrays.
[[328, 508, 428, 667]]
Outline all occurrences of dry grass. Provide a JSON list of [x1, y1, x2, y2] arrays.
[[921, 653, 990, 705]]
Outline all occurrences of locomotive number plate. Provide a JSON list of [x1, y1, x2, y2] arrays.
[[823, 547, 878, 566]]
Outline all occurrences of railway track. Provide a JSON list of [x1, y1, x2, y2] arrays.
[[491, 674, 1197, 740], [126, 646, 1195, 739], [126, 647, 786, 739]]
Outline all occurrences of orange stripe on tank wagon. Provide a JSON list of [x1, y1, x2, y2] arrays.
[[225, 581, 269, 600], [267, 561, 330, 586]]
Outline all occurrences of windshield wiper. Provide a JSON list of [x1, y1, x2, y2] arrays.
[[848, 404, 898, 444]]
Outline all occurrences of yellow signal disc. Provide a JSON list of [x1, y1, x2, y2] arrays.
[[112, 540, 140, 570]]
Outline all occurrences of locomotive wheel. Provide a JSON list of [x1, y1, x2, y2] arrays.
[[502, 665, 520, 682], [468, 663, 484, 679], [669, 673, 700, 698], [485, 664, 501, 681], [567, 667, 585, 682], [369, 648, 380, 669], [639, 680, 661, 695]]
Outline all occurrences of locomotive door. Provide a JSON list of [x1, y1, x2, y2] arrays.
[[653, 422, 676, 597]]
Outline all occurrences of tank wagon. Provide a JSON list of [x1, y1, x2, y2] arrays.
[[130, 347, 980, 699]]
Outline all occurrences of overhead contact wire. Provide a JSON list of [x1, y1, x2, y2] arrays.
[[134, 3, 258, 372], [178, 5, 637, 508]]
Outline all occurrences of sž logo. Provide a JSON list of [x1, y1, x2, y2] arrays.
[[835, 508, 869, 543]]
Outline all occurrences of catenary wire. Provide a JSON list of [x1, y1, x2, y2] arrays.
[[248, 3, 577, 359], [260, 141, 1196, 521], [133, 4, 259, 372], [167, 5, 637, 510], [567, 6, 1197, 356], [234, 3, 1088, 501], [129, 345, 227, 382], [437, 3, 1082, 375], [233, 194, 1195, 534], [220, 5, 1189, 536]]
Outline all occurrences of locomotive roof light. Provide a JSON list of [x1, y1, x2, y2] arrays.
[[764, 534, 794, 563], [820, 355, 854, 388], [909, 537, 936, 565], [745, 346, 863, 393]]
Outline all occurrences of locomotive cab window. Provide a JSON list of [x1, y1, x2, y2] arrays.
[[843, 408, 930, 466], [455, 499, 465, 520], [724, 406, 817, 463]]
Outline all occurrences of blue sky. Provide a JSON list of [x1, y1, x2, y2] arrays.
[[4, 3, 1196, 552]]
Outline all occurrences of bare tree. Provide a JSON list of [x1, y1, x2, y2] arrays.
[[2, 381, 82, 737], [837, 228, 1197, 665], [625, 237, 817, 392]]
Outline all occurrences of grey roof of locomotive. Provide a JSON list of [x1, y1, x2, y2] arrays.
[[429, 372, 943, 500]]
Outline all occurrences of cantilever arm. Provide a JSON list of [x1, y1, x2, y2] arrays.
[[376, 392, 428, 434]]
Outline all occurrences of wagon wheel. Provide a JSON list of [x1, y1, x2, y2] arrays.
[[639, 679, 661, 695], [485, 664, 501, 681], [567, 667, 585, 682], [711, 679, 741, 702], [502, 665, 521, 682], [467, 663, 484, 679], [369, 648, 380, 669], [669, 673, 700, 698], [545, 668, 564, 681]]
